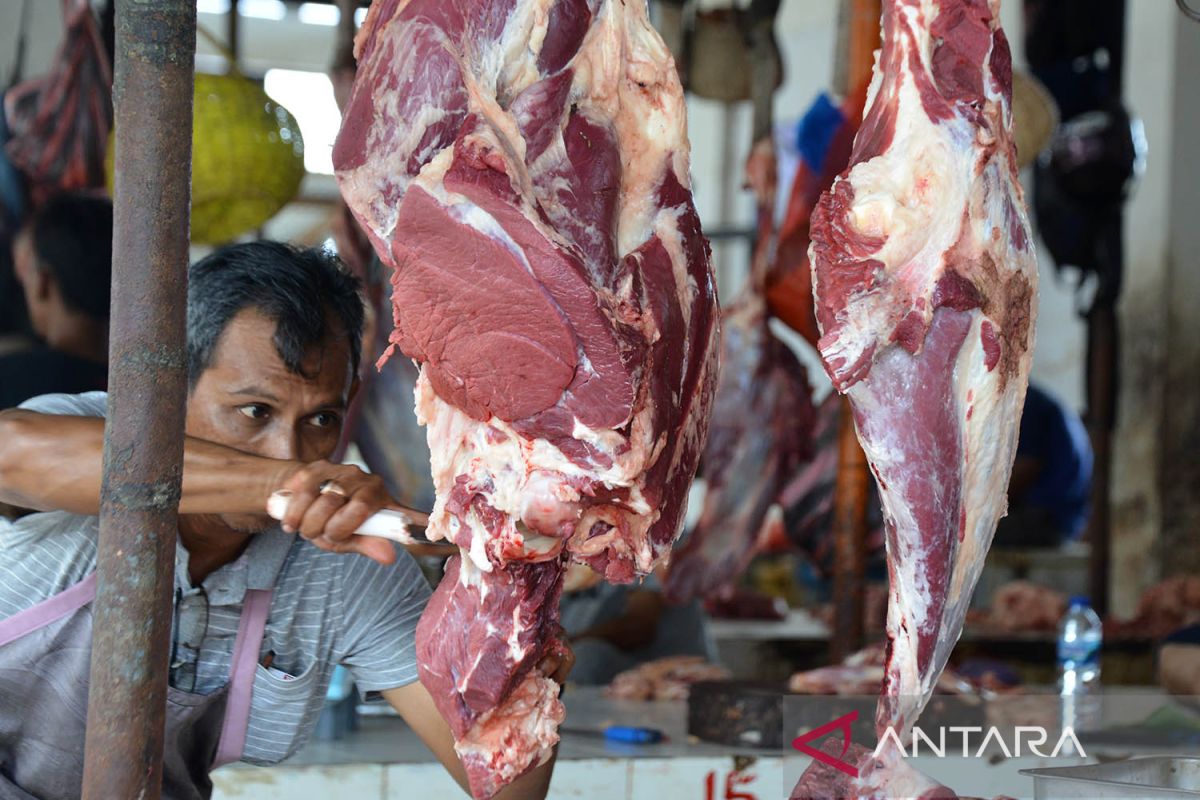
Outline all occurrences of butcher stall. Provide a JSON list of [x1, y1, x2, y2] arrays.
[[0, 0, 1196, 799]]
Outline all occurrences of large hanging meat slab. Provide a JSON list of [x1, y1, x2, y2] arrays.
[[334, 1, 719, 797], [663, 293, 815, 604], [809, 0, 1036, 752]]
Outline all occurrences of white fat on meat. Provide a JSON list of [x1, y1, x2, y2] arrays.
[[416, 367, 663, 572], [811, 0, 1036, 743]]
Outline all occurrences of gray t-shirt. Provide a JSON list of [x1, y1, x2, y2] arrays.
[[0, 392, 432, 765]]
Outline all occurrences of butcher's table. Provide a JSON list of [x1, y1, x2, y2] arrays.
[[210, 686, 1193, 799]]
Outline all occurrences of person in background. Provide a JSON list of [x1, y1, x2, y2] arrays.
[[0, 193, 112, 409], [0, 98, 30, 356], [560, 565, 717, 685], [1159, 624, 1200, 703], [994, 382, 1093, 548]]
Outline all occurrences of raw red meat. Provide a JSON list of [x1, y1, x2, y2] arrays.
[[808, 0, 1036, 748], [663, 101, 814, 605], [777, 392, 887, 576], [1107, 576, 1200, 640], [976, 580, 1067, 633], [664, 294, 815, 604], [704, 587, 789, 620], [415, 556, 567, 798], [334, 1, 718, 796], [788, 644, 976, 697], [605, 655, 731, 702], [791, 740, 957, 800]]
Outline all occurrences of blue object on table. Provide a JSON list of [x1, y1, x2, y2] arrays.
[[603, 726, 665, 744]]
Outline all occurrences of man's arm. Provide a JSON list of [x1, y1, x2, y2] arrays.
[[0, 408, 286, 515], [0, 408, 413, 564]]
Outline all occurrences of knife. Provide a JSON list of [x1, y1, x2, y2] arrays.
[[266, 490, 436, 545]]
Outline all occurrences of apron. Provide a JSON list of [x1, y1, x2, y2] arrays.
[[0, 573, 273, 800]]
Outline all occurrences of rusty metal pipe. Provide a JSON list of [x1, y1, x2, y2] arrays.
[[1085, 305, 1118, 617], [830, 397, 869, 661], [81, 2, 195, 798], [828, 0, 880, 663]]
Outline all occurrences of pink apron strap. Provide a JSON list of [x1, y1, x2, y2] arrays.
[[0, 573, 98, 647], [212, 588, 274, 767]]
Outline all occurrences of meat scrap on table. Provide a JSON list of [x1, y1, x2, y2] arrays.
[[606, 656, 732, 702], [788, 644, 986, 698], [333, 0, 719, 796], [795, 0, 1038, 795], [970, 576, 1200, 638]]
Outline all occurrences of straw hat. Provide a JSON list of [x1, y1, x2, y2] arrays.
[[1012, 69, 1059, 170]]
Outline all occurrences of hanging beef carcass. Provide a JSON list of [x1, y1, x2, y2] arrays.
[[334, 1, 719, 796], [664, 52, 815, 605], [664, 295, 815, 604], [808, 0, 1036, 757]]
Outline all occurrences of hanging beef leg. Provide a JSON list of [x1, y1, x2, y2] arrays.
[[809, 0, 1037, 745]]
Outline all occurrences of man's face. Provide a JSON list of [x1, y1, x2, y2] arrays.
[[186, 307, 355, 533]]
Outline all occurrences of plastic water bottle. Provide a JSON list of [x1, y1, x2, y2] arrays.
[[1058, 595, 1102, 737], [1058, 596, 1102, 692]]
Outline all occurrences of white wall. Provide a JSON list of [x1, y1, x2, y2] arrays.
[[1108, 0, 1195, 612]]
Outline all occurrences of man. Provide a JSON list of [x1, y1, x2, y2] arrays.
[[1159, 624, 1200, 703], [0, 241, 569, 799], [0, 192, 113, 408], [560, 566, 716, 685]]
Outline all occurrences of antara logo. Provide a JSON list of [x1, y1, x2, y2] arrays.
[[791, 710, 1088, 769], [791, 711, 861, 777]]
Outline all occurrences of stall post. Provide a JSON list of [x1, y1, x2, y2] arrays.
[[80, 1, 196, 797], [829, 0, 880, 662]]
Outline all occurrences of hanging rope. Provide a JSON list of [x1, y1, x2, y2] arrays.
[[196, 23, 239, 71]]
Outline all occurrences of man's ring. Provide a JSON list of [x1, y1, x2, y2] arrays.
[[319, 480, 348, 498]]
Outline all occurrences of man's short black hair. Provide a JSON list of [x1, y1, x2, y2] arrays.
[[27, 192, 114, 320], [187, 241, 365, 388]]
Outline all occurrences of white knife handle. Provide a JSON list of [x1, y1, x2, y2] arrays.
[[266, 490, 419, 545]]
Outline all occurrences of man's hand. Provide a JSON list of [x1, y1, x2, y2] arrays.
[[1159, 643, 1200, 699], [538, 631, 576, 685], [271, 460, 427, 566]]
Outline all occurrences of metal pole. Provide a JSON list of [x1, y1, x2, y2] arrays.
[[828, 0, 879, 663], [81, 2, 195, 798], [334, 0, 359, 72], [228, 0, 240, 71], [1085, 306, 1117, 617], [830, 398, 869, 661]]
